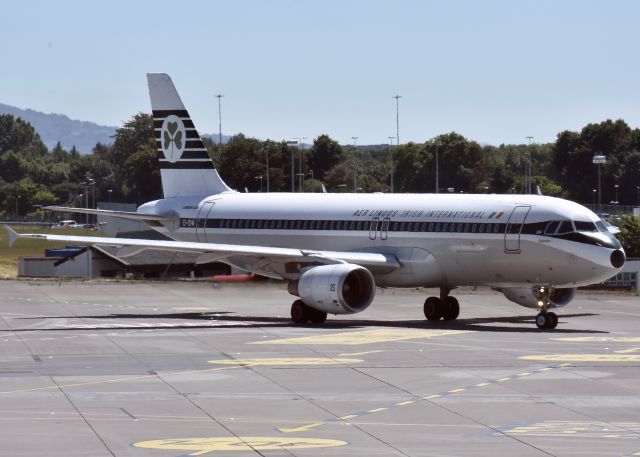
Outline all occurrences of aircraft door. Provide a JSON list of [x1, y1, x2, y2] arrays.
[[369, 217, 380, 240], [504, 206, 531, 252], [196, 201, 216, 242], [379, 217, 390, 241]]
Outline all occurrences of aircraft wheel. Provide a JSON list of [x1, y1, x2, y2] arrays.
[[291, 299, 311, 324], [547, 312, 558, 329], [442, 296, 460, 320], [309, 309, 328, 324], [424, 297, 443, 321], [535, 312, 547, 329]]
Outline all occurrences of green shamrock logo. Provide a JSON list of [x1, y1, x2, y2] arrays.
[[163, 121, 183, 160]]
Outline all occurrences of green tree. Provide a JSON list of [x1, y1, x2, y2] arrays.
[[309, 134, 342, 180], [0, 114, 47, 156], [617, 215, 640, 258]]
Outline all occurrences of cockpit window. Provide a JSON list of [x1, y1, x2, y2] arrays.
[[544, 221, 559, 235], [574, 221, 597, 232], [595, 220, 608, 232], [556, 220, 574, 234]]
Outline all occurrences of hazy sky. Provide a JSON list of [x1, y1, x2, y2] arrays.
[[2, 0, 639, 146]]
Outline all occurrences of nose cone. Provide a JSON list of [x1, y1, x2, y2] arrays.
[[610, 249, 626, 269]]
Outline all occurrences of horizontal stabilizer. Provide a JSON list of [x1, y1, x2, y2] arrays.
[[44, 206, 170, 223]]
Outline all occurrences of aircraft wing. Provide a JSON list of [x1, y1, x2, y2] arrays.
[[5, 226, 399, 269], [44, 206, 171, 223]]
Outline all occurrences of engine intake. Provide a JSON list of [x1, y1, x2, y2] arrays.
[[500, 286, 577, 309], [289, 264, 376, 314]]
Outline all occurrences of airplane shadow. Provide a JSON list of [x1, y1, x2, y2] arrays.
[[10, 311, 607, 334]]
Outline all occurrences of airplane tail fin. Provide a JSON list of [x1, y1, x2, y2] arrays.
[[147, 73, 233, 198]]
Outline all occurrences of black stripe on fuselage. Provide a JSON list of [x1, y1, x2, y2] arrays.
[[177, 217, 617, 248]]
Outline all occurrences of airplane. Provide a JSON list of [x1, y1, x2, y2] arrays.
[[6, 73, 626, 329]]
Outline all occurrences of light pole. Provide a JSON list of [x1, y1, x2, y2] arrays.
[[265, 148, 270, 193], [526, 136, 533, 194], [393, 95, 401, 146], [15, 195, 19, 218], [309, 170, 314, 192], [254, 176, 263, 192], [435, 143, 439, 193], [614, 184, 619, 204], [285, 140, 297, 192], [592, 155, 606, 214], [107, 189, 112, 204], [592, 189, 596, 206], [351, 136, 358, 192], [388, 136, 395, 193], [294, 137, 307, 192], [215, 94, 224, 147]]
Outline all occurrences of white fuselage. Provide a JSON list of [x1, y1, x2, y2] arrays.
[[139, 192, 623, 289]]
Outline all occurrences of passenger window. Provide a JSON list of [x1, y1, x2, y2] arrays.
[[428, 222, 434, 232], [435, 223, 441, 232], [471, 223, 477, 233], [407, 222, 413, 231], [442, 223, 448, 232], [464, 223, 469, 233], [457, 223, 463, 232], [479, 224, 484, 233]]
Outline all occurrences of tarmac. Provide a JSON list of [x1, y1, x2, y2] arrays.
[[0, 279, 639, 456]]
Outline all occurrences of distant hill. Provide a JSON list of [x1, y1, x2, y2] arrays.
[[0, 103, 238, 153], [0, 103, 117, 153]]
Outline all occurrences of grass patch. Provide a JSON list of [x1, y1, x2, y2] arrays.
[[0, 225, 102, 279]]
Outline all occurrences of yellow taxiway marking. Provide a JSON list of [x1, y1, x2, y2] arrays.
[[252, 329, 472, 346], [501, 421, 640, 439], [134, 437, 346, 456], [423, 394, 442, 400], [0, 366, 239, 395], [368, 407, 387, 413], [278, 422, 326, 433], [615, 347, 640, 354], [520, 354, 640, 362], [279, 364, 570, 434], [553, 337, 640, 343], [338, 350, 384, 357], [208, 357, 362, 367]]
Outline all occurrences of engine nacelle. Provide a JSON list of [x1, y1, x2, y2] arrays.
[[500, 286, 577, 309], [288, 264, 376, 314]]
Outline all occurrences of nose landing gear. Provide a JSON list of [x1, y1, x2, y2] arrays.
[[534, 286, 558, 329]]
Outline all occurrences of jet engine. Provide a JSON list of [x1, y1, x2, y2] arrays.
[[500, 286, 577, 309], [288, 264, 376, 314]]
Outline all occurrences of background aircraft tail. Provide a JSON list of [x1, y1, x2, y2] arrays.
[[147, 73, 233, 198]]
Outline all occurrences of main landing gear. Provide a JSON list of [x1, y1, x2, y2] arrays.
[[290, 300, 327, 324], [534, 286, 558, 329], [423, 289, 460, 321]]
